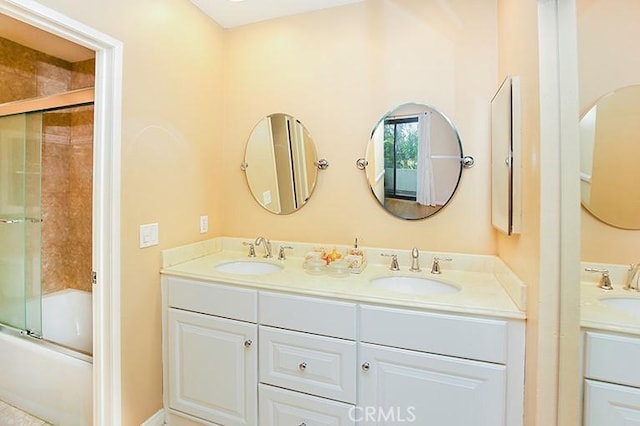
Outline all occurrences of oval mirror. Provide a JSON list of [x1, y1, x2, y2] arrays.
[[243, 113, 319, 214], [363, 103, 468, 220], [580, 85, 640, 229]]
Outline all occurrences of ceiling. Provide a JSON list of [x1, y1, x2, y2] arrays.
[[191, 0, 364, 28], [0, 13, 94, 62], [0, 1, 364, 61]]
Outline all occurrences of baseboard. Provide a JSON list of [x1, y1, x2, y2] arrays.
[[140, 409, 165, 426]]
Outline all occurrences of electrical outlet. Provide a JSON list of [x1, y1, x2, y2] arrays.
[[199, 215, 209, 234], [139, 223, 159, 248]]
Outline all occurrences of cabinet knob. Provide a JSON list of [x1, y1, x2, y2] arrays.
[[361, 362, 370, 371], [299, 362, 307, 371], [244, 339, 252, 348]]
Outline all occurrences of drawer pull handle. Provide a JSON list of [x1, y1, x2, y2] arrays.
[[299, 362, 307, 371], [244, 339, 252, 348], [362, 362, 370, 371], [300, 423, 307, 426]]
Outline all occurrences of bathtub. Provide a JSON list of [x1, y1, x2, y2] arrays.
[[42, 288, 93, 354], [0, 289, 92, 425]]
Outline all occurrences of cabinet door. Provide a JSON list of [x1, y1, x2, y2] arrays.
[[168, 308, 257, 426], [358, 343, 506, 426], [584, 380, 640, 425]]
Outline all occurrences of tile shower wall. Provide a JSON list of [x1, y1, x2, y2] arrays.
[[0, 36, 94, 294]]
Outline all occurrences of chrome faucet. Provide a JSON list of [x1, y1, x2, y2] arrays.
[[242, 241, 256, 258], [381, 253, 400, 271], [585, 267, 613, 290], [409, 247, 421, 272], [254, 236, 272, 258], [625, 263, 640, 291], [277, 245, 293, 261], [431, 256, 452, 274]]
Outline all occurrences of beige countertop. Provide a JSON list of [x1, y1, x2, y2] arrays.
[[581, 283, 640, 336], [581, 262, 640, 336], [161, 238, 526, 321]]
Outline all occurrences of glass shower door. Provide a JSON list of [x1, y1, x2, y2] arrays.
[[0, 112, 42, 336]]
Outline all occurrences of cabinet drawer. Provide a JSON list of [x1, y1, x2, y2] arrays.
[[359, 305, 508, 363], [259, 384, 355, 426], [584, 331, 640, 388], [259, 326, 356, 403], [167, 276, 257, 322], [260, 291, 356, 339], [584, 380, 640, 426]]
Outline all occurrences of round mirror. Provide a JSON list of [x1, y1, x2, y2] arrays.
[[363, 103, 466, 220], [580, 85, 640, 229], [243, 113, 319, 215]]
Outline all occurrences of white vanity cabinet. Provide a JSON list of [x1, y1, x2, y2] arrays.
[[162, 276, 525, 426], [357, 305, 523, 426], [163, 277, 259, 426], [583, 331, 640, 425], [257, 291, 357, 426]]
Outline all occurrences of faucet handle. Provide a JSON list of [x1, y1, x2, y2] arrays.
[[430, 256, 452, 274], [381, 253, 400, 271], [625, 263, 640, 291], [278, 245, 294, 261], [242, 242, 256, 258], [585, 267, 613, 290]]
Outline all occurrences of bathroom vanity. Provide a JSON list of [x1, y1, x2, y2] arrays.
[[581, 268, 640, 425], [161, 238, 527, 426]]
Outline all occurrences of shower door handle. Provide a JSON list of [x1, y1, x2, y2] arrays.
[[0, 219, 22, 224], [0, 218, 42, 224]]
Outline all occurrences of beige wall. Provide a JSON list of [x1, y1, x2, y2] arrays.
[[495, 0, 544, 424], [578, 0, 640, 264], [28, 0, 226, 423], [7, 0, 569, 424], [223, 0, 498, 253]]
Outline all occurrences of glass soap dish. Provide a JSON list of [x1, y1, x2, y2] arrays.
[[303, 258, 326, 275], [327, 259, 349, 277]]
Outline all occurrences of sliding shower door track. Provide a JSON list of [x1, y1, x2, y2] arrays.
[[0, 323, 92, 363], [0, 87, 94, 117]]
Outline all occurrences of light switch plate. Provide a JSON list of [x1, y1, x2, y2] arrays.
[[199, 215, 208, 234], [263, 190, 272, 205], [139, 223, 159, 248]]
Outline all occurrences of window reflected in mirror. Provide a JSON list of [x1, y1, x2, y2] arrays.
[[364, 103, 465, 220]]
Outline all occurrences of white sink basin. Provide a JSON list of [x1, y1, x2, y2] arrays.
[[215, 260, 282, 275], [370, 276, 460, 296], [600, 297, 640, 316]]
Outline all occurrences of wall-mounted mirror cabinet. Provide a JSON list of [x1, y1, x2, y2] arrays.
[[242, 113, 327, 215], [491, 76, 522, 235], [358, 102, 474, 220], [580, 85, 640, 229]]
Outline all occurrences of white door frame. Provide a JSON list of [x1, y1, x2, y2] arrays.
[[0, 1, 123, 424]]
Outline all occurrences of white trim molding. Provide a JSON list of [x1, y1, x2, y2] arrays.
[[0, 1, 123, 425], [141, 409, 166, 426]]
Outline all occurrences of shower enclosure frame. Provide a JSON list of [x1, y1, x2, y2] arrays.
[[0, 1, 123, 424]]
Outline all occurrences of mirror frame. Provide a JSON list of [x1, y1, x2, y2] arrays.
[[358, 102, 474, 220]]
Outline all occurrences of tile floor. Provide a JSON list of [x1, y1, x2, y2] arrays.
[[0, 400, 52, 426]]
